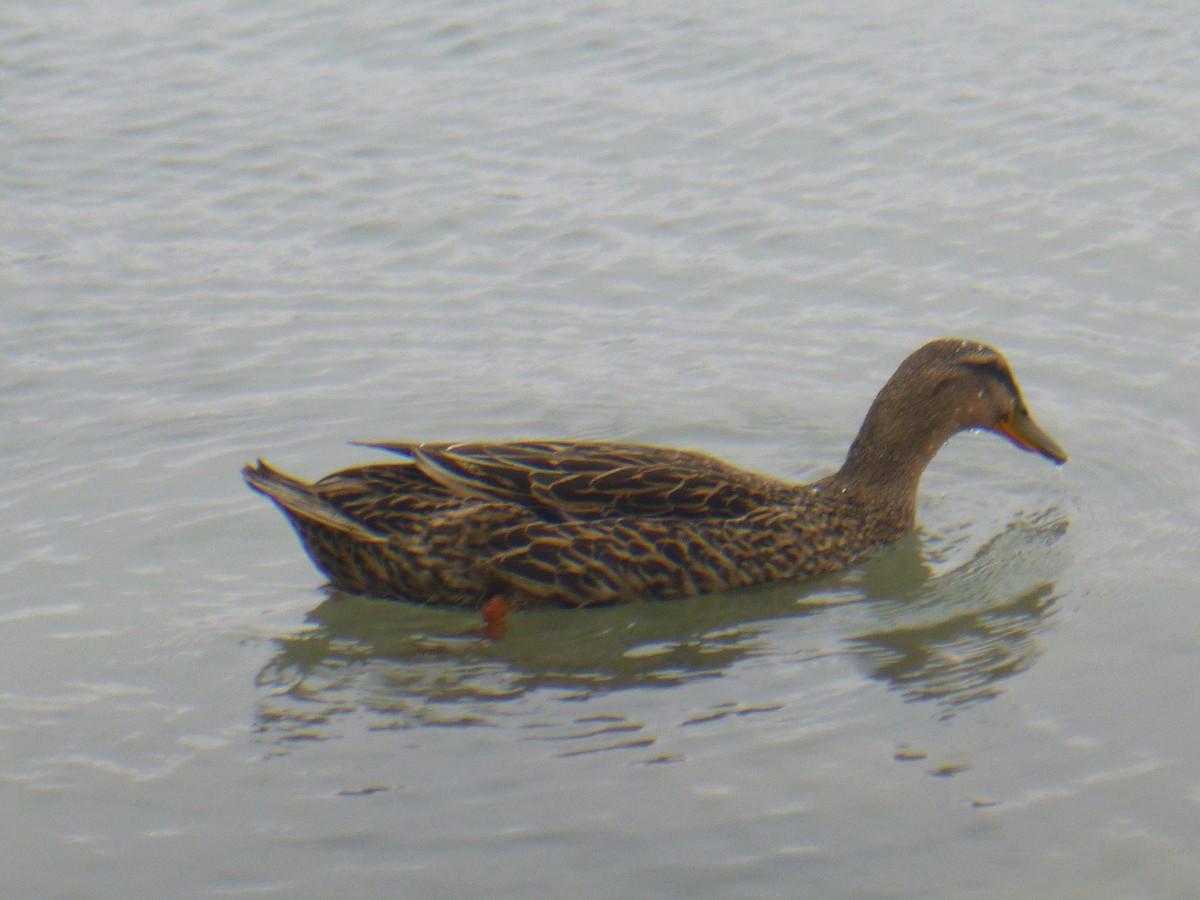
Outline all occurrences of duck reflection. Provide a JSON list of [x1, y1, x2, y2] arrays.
[[254, 577, 839, 740], [254, 512, 1067, 739], [847, 511, 1066, 717], [849, 583, 1056, 718]]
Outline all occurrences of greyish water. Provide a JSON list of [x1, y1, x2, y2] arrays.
[[3, 0, 1199, 897]]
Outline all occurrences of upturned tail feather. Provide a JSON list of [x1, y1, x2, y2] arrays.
[[242, 460, 387, 542]]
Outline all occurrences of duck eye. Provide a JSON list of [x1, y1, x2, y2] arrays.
[[959, 359, 1019, 400]]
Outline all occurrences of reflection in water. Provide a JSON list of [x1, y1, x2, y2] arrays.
[[254, 579, 847, 744], [254, 512, 1068, 743], [848, 583, 1056, 718], [847, 511, 1068, 717]]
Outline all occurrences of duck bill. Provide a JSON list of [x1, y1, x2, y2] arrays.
[[993, 408, 1068, 464]]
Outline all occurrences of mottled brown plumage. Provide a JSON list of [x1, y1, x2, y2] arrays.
[[243, 339, 1066, 608]]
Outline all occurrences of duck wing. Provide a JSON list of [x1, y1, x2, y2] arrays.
[[353, 440, 795, 521], [308, 461, 469, 533]]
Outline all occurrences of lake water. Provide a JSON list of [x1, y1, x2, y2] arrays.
[[4, 0, 1200, 896]]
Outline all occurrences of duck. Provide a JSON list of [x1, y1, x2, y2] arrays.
[[243, 338, 1066, 609]]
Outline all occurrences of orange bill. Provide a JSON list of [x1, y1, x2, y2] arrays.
[[993, 408, 1068, 464]]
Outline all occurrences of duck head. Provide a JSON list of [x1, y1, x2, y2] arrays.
[[836, 339, 1067, 511]]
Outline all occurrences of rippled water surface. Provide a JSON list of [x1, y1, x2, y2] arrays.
[[4, 1, 1200, 897]]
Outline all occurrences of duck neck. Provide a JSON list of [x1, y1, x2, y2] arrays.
[[829, 395, 956, 524]]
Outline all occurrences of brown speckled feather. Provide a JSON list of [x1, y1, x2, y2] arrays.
[[354, 441, 797, 520], [245, 339, 1067, 608]]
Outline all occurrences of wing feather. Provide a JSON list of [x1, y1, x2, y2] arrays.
[[353, 440, 797, 521]]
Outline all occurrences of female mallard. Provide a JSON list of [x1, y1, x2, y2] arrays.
[[244, 339, 1066, 609]]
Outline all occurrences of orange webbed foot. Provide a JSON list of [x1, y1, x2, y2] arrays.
[[480, 595, 510, 640]]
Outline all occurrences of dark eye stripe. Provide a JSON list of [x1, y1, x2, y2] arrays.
[[957, 359, 1020, 399]]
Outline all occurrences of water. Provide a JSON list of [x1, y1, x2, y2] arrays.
[[3, 0, 1200, 896]]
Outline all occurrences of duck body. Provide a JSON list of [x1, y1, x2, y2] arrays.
[[244, 339, 1067, 608]]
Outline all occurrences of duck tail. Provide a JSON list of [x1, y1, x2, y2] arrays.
[[242, 459, 385, 542]]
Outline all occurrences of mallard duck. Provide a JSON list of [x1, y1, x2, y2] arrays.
[[244, 338, 1066, 609]]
